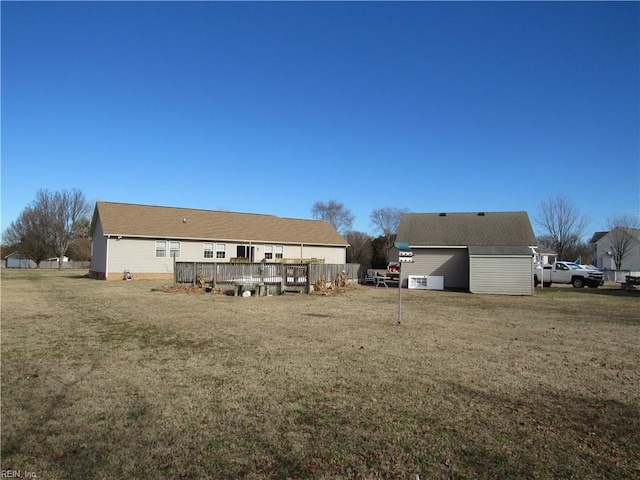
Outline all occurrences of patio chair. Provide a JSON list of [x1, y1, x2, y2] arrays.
[[364, 269, 377, 285], [364, 269, 390, 288]]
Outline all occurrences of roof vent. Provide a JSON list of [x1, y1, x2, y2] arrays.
[[183, 218, 187, 223], [439, 212, 446, 217], [478, 212, 485, 216]]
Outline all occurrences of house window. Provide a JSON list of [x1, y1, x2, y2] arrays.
[[216, 243, 226, 259], [204, 243, 214, 258], [264, 245, 283, 260], [155, 240, 167, 258], [170, 241, 181, 258]]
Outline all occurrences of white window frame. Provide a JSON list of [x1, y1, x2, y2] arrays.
[[408, 275, 428, 290], [275, 245, 283, 259], [264, 245, 273, 260], [204, 243, 214, 258], [155, 240, 167, 258], [216, 243, 226, 259], [169, 241, 181, 258]]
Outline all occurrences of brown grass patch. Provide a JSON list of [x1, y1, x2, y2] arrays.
[[1, 270, 638, 479]]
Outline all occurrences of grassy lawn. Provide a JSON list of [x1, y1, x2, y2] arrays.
[[1, 269, 638, 479]]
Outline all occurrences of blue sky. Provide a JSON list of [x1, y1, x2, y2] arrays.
[[2, 1, 638, 238]]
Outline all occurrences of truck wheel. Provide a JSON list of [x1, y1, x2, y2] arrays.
[[572, 277, 584, 288], [543, 282, 552, 288], [534, 276, 539, 287]]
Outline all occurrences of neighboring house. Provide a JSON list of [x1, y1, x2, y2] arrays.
[[533, 247, 557, 266], [46, 256, 70, 262], [590, 228, 640, 271], [392, 211, 537, 295], [89, 201, 349, 280], [4, 252, 37, 268]]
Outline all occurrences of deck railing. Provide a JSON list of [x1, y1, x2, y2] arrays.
[[175, 261, 362, 292]]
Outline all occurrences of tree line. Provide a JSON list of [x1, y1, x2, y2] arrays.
[[311, 200, 408, 268]]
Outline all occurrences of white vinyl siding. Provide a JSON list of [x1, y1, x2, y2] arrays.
[[89, 218, 108, 274], [294, 245, 346, 264], [110, 238, 175, 274], [94, 231, 348, 277], [469, 256, 533, 295]]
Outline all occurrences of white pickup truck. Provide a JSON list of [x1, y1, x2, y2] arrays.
[[534, 261, 605, 288]]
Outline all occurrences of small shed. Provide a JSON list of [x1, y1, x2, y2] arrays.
[[4, 252, 36, 268]]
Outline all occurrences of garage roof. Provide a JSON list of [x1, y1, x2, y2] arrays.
[[397, 212, 536, 247]]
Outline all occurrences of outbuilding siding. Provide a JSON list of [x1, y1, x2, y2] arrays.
[[5, 254, 36, 268], [400, 248, 469, 289], [469, 256, 533, 295]]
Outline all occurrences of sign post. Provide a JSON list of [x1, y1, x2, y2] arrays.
[[395, 242, 413, 324]]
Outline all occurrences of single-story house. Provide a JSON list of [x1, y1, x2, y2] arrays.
[[4, 252, 37, 269], [590, 228, 640, 271], [89, 201, 349, 280], [392, 211, 537, 295]]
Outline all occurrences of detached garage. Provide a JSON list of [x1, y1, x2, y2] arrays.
[[394, 212, 537, 295]]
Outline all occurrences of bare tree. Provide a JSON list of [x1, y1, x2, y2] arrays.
[[43, 189, 91, 268], [344, 231, 372, 265], [534, 195, 589, 261], [66, 217, 92, 261], [4, 189, 91, 269], [311, 200, 354, 235], [370, 207, 409, 253], [3, 206, 52, 265], [603, 213, 640, 270], [537, 234, 592, 264]]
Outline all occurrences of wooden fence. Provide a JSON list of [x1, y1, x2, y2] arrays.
[[37, 261, 91, 269], [175, 262, 364, 293]]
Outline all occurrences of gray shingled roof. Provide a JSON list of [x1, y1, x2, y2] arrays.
[[91, 202, 348, 246], [396, 212, 536, 247], [589, 231, 608, 244]]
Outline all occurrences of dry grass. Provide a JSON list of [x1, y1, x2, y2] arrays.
[[1, 269, 638, 479]]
